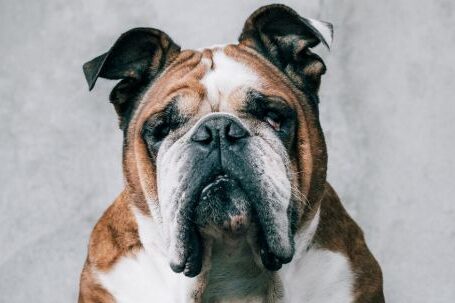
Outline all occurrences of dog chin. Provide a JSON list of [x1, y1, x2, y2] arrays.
[[194, 174, 252, 236], [168, 171, 294, 276], [191, 174, 294, 272]]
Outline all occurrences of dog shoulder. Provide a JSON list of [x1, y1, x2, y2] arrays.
[[79, 261, 115, 303], [315, 183, 385, 303], [78, 192, 142, 303], [87, 192, 142, 270]]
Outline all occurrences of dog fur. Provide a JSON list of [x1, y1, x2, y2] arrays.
[[79, 5, 384, 303]]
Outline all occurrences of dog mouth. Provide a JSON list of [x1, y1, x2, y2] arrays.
[[195, 174, 251, 234], [192, 173, 293, 271], [169, 173, 294, 277], [200, 174, 233, 199]]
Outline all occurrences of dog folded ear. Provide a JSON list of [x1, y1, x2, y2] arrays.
[[239, 4, 333, 108], [83, 28, 181, 129]]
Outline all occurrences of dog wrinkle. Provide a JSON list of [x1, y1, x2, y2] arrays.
[[200, 48, 260, 113]]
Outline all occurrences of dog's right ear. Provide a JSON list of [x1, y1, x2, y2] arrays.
[[83, 28, 181, 129], [239, 5, 333, 113]]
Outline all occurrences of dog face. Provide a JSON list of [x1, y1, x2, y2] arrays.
[[142, 49, 300, 276], [83, 5, 333, 277]]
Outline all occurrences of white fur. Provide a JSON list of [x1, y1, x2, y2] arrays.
[[280, 249, 354, 303], [133, 206, 166, 256], [155, 136, 191, 264], [200, 50, 260, 111], [251, 133, 293, 255], [95, 249, 196, 303], [293, 208, 321, 257], [279, 209, 355, 302], [307, 18, 333, 48], [95, 207, 196, 303]]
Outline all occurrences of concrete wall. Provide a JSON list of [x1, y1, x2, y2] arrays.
[[1, 0, 454, 302]]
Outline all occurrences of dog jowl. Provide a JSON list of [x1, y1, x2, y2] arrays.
[[79, 4, 384, 303]]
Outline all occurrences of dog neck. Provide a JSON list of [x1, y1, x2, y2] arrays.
[[198, 229, 278, 302], [196, 205, 321, 302]]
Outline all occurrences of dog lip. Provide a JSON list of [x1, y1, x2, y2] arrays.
[[200, 174, 231, 197]]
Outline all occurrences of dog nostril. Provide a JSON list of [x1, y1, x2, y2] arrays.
[[191, 125, 212, 144], [226, 122, 248, 141]]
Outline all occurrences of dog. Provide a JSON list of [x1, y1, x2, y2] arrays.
[[78, 4, 384, 303]]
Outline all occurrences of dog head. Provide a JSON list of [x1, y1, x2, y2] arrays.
[[83, 4, 332, 277]]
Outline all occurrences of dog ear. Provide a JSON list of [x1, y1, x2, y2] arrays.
[[239, 4, 333, 109], [83, 28, 181, 129]]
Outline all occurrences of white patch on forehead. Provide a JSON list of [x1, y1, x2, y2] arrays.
[[200, 50, 259, 110]]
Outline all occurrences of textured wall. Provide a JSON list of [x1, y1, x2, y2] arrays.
[[1, 0, 454, 302]]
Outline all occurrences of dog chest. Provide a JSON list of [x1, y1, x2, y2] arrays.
[[279, 248, 355, 303], [94, 244, 354, 303], [201, 236, 273, 302]]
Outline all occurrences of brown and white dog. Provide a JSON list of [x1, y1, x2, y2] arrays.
[[79, 4, 384, 303]]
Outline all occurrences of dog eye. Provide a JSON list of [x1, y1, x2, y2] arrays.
[[143, 119, 171, 142], [153, 121, 171, 140], [265, 111, 282, 131]]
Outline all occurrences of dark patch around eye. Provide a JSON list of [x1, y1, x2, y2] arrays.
[[245, 90, 295, 120], [142, 98, 188, 157], [244, 89, 297, 149]]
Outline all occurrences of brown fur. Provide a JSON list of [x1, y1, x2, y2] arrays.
[[79, 191, 141, 303], [315, 184, 384, 302]]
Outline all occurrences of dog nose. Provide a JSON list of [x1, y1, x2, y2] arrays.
[[191, 115, 249, 145]]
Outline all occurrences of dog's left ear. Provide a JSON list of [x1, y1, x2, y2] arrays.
[[83, 28, 181, 129], [239, 4, 333, 105]]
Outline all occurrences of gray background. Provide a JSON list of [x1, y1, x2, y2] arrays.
[[1, 0, 454, 302]]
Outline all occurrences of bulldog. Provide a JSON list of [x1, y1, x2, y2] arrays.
[[78, 4, 384, 303]]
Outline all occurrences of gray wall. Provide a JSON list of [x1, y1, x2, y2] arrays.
[[1, 0, 454, 302]]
